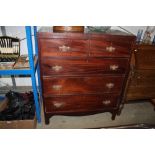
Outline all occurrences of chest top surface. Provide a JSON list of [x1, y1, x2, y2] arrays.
[[38, 27, 135, 39]]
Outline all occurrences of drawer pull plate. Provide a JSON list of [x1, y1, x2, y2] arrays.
[[53, 101, 64, 108], [110, 65, 119, 71], [59, 45, 70, 52], [102, 100, 111, 105], [52, 85, 62, 90], [52, 65, 63, 72], [106, 46, 115, 52], [106, 83, 114, 89]]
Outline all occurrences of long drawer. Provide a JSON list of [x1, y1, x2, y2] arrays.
[[42, 76, 124, 96], [44, 94, 120, 113], [41, 58, 129, 76], [39, 38, 89, 57]]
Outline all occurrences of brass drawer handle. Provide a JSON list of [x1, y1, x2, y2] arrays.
[[106, 83, 114, 89], [110, 65, 119, 71], [52, 85, 62, 90], [102, 100, 111, 105], [106, 46, 115, 52], [59, 45, 70, 52], [53, 101, 65, 108], [52, 65, 63, 72]]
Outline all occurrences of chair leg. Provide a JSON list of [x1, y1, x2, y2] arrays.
[[111, 111, 117, 120], [151, 99, 155, 111], [45, 116, 50, 125]]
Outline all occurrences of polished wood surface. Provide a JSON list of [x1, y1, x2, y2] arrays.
[[90, 40, 130, 57], [53, 26, 85, 33], [41, 58, 129, 76], [39, 38, 89, 57], [42, 76, 124, 96], [126, 44, 155, 101], [38, 30, 135, 124], [127, 86, 155, 100], [134, 44, 155, 69], [129, 70, 155, 87], [44, 94, 119, 113]]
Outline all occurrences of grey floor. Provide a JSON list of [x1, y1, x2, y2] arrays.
[[37, 101, 155, 129]]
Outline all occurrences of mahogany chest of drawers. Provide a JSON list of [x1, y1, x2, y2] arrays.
[[38, 29, 135, 124]]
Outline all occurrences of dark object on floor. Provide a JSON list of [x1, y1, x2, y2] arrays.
[[0, 91, 35, 121]]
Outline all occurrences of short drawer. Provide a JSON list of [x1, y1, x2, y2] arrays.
[[90, 34, 135, 48], [41, 58, 129, 76], [39, 39, 89, 57], [90, 40, 130, 57], [42, 76, 125, 96], [44, 94, 120, 113]]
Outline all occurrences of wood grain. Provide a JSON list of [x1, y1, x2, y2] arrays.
[[135, 44, 155, 69], [44, 94, 119, 113], [126, 44, 155, 101], [90, 40, 130, 57], [40, 38, 89, 57], [38, 31, 135, 124], [41, 58, 129, 76], [42, 76, 125, 96]]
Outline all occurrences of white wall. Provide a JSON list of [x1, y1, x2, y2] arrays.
[[0, 26, 152, 87]]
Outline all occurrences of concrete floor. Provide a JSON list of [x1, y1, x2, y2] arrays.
[[37, 101, 155, 129]]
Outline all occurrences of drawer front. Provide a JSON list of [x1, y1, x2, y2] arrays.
[[42, 76, 124, 96], [44, 94, 120, 113], [135, 46, 155, 69], [127, 86, 155, 100], [41, 58, 129, 76], [127, 69, 155, 100], [90, 40, 130, 57], [39, 39, 89, 57], [130, 70, 155, 87], [90, 34, 135, 48]]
